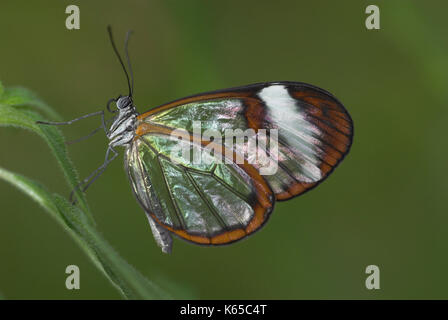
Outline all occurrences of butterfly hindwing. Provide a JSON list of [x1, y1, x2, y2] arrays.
[[125, 131, 274, 246]]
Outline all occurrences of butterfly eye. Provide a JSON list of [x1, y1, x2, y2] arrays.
[[117, 96, 132, 109]]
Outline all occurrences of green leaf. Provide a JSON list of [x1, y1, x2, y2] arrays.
[[0, 103, 93, 224], [0, 81, 173, 299], [0, 168, 171, 299], [0, 85, 61, 121]]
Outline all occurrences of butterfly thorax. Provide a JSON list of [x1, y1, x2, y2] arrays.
[[107, 96, 138, 148]]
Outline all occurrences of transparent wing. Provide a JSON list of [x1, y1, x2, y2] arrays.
[[129, 81, 352, 247]]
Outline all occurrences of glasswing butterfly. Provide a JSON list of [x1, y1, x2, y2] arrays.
[[38, 27, 353, 253]]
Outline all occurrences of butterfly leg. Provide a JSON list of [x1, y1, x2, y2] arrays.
[[70, 146, 118, 204], [65, 112, 117, 145], [37, 110, 112, 145], [36, 110, 105, 126]]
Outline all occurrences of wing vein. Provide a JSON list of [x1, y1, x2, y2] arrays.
[[184, 169, 230, 231], [155, 154, 188, 230], [138, 136, 188, 230]]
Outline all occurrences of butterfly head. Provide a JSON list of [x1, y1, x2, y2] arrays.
[[107, 96, 137, 147]]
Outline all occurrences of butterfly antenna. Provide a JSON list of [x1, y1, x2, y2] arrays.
[[124, 30, 134, 97], [107, 25, 132, 97]]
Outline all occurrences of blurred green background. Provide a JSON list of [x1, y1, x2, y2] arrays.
[[1, 0, 448, 299]]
